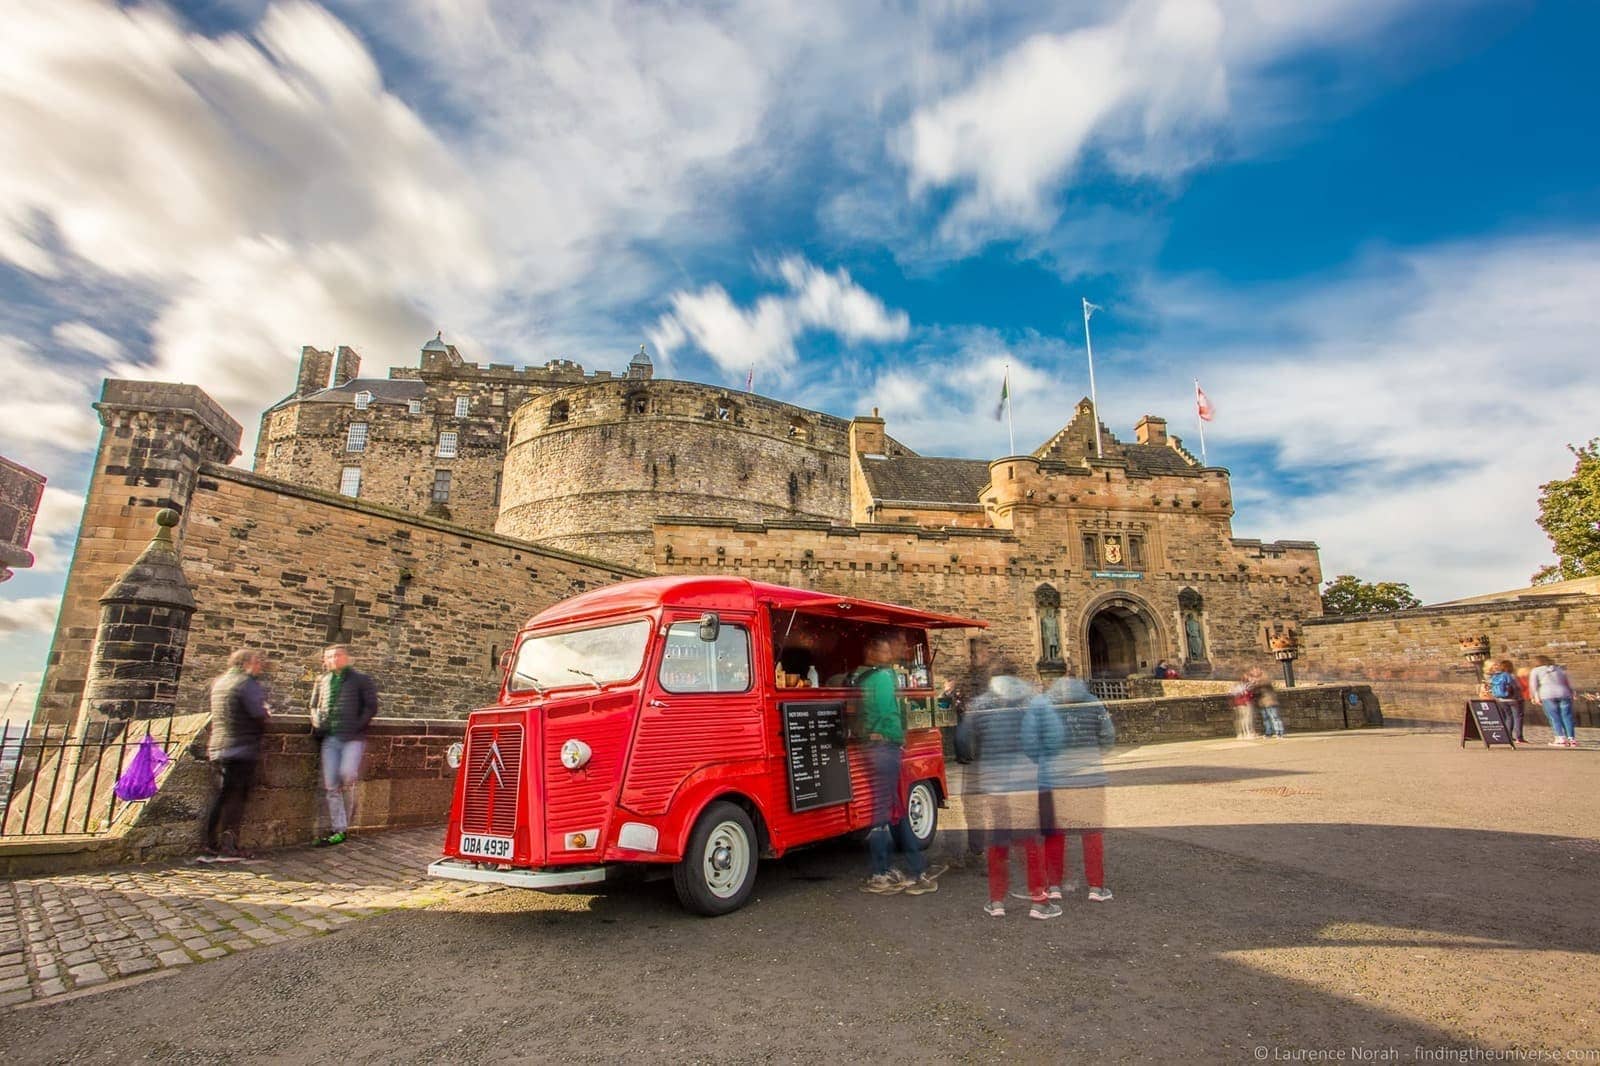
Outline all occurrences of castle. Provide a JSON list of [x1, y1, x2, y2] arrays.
[[35, 335, 1324, 726]]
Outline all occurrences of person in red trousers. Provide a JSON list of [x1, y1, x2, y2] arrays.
[[1039, 675, 1116, 903]]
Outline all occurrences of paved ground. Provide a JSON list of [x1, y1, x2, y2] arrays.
[[0, 828, 494, 1007], [2, 726, 1597, 1063]]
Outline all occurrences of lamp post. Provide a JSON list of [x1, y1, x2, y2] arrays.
[[1459, 635, 1491, 683], [1270, 633, 1298, 688]]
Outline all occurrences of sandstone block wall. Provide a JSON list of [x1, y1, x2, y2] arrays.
[[1298, 594, 1600, 723], [655, 517, 1322, 686], [175, 464, 644, 721], [36, 382, 241, 726]]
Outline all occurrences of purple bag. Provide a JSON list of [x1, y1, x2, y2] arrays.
[[114, 734, 172, 802]]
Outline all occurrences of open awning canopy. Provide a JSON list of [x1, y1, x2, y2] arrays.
[[754, 584, 988, 630]]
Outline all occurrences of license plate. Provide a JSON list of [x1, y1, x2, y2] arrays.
[[459, 833, 514, 860]]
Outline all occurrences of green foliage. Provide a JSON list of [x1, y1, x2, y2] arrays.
[[1532, 438, 1600, 583], [1320, 574, 1422, 615]]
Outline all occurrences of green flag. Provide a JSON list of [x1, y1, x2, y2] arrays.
[[993, 369, 1009, 421]]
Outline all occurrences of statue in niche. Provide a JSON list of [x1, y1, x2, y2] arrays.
[[1184, 613, 1206, 661], [1039, 611, 1061, 661]]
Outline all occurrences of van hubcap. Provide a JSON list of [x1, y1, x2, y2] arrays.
[[907, 783, 935, 842], [703, 821, 750, 898]]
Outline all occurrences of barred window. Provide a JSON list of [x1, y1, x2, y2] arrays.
[[432, 469, 452, 503], [354, 390, 372, 410], [339, 466, 361, 497], [454, 396, 470, 418], [346, 423, 368, 452], [436, 431, 458, 458], [407, 399, 423, 415]]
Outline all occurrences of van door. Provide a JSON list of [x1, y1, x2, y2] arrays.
[[619, 611, 766, 817]]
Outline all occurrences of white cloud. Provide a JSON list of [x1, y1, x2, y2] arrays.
[[0, 336, 102, 472], [897, 0, 1432, 244], [51, 322, 124, 362], [1130, 234, 1600, 601], [27, 487, 86, 574], [649, 256, 909, 378], [0, 597, 58, 637]]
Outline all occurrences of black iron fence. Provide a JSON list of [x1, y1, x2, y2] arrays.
[[0, 718, 180, 837]]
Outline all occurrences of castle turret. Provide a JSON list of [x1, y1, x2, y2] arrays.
[[627, 344, 654, 381]]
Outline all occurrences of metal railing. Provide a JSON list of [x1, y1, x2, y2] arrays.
[[0, 717, 179, 837], [1085, 679, 1131, 702]]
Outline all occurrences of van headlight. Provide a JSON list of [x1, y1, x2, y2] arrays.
[[445, 741, 464, 770], [560, 739, 592, 770]]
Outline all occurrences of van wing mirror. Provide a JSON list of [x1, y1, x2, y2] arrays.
[[499, 649, 514, 674], [698, 612, 721, 642]]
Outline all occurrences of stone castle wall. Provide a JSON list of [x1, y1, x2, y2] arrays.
[[1298, 594, 1600, 723], [653, 515, 1322, 687], [497, 381, 854, 567], [173, 465, 644, 720]]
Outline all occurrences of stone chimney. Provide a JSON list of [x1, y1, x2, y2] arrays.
[[849, 410, 886, 458], [296, 346, 334, 397], [332, 346, 361, 388], [1134, 415, 1167, 446]]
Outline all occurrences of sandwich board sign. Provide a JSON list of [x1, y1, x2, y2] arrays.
[[1462, 700, 1516, 749]]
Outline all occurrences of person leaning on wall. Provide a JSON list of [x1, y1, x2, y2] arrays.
[[200, 649, 271, 859], [308, 644, 379, 846]]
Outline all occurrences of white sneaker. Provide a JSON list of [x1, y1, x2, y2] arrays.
[[983, 901, 1006, 918], [1087, 886, 1114, 902], [861, 873, 905, 894], [1029, 902, 1063, 920], [1045, 885, 1063, 901]]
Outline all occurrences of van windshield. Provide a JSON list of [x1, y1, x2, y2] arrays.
[[508, 619, 651, 694]]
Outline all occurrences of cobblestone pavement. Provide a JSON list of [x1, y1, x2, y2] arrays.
[[0, 827, 492, 1008]]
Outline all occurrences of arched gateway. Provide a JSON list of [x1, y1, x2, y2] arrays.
[[1082, 594, 1163, 679]]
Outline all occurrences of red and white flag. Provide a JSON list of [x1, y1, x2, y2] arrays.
[[1195, 382, 1215, 422]]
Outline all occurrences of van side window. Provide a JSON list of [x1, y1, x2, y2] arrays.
[[659, 623, 752, 694]]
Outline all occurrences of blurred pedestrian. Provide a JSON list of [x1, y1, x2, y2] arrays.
[[1040, 676, 1117, 903], [1251, 671, 1285, 738], [958, 659, 1056, 919], [1232, 671, 1258, 739], [309, 644, 379, 846], [857, 633, 936, 896], [1487, 659, 1526, 743], [1529, 655, 1577, 747], [200, 649, 271, 859]]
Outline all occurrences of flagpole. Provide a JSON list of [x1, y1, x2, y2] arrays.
[[1194, 379, 1209, 466], [1082, 298, 1103, 459], [1005, 363, 1015, 455]]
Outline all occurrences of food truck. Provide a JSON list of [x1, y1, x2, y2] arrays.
[[428, 576, 986, 915]]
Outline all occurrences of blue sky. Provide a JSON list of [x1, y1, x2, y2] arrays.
[[3, 0, 1599, 710]]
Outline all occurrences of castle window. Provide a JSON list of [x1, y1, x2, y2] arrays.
[[492, 472, 502, 507], [549, 400, 569, 425], [454, 396, 470, 418], [436, 431, 458, 458], [627, 392, 648, 416], [346, 422, 368, 452], [1081, 534, 1098, 567], [432, 469, 452, 503], [491, 390, 505, 407], [408, 399, 423, 415], [354, 390, 372, 410], [339, 466, 361, 498], [1128, 535, 1145, 568]]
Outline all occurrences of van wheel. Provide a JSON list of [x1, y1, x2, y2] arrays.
[[673, 801, 758, 916], [905, 780, 938, 851]]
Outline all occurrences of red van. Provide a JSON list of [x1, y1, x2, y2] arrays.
[[428, 576, 985, 915]]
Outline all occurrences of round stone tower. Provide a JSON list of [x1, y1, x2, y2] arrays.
[[495, 379, 853, 567]]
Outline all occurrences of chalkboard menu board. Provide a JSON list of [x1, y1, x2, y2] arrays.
[[1462, 700, 1516, 749], [782, 701, 853, 813]]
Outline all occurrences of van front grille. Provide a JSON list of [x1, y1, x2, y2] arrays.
[[462, 724, 523, 836]]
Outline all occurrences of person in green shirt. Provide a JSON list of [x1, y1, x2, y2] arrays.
[[857, 633, 935, 896], [309, 644, 380, 845]]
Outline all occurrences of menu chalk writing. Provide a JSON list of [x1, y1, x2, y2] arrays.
[[782, 701, 853, 812], [1462, 700, 1516, 749]]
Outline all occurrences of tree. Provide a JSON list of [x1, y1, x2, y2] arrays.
[[1531, 438, 1600, 584], [1320, 574, 1422, 615]]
